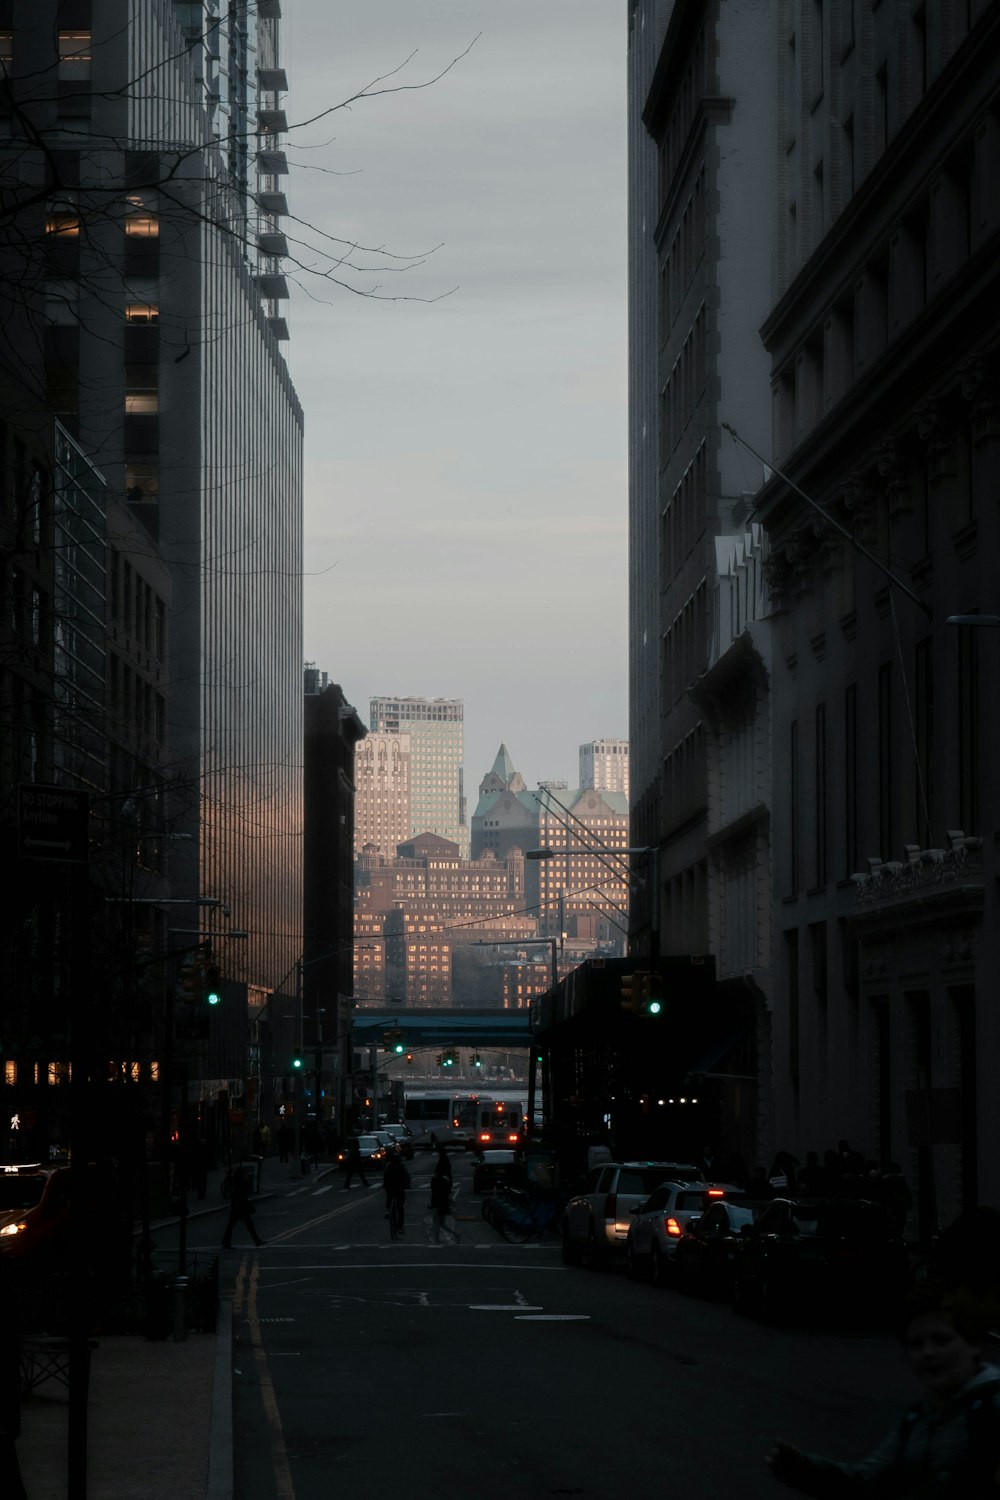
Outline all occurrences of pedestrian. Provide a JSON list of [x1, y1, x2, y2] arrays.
[[383, 1152, 410, 1232], [342, 1137, 370, 1190], [221, 1165, 263, 1249], [428, 1158, 458, 1243], [768, 1151, 798, 1194], [435, 1143, 453, 1186], [258, 1123, 272, 1156], [276, 1122, 293, 1163], [767, 1283, 1000, 1497]]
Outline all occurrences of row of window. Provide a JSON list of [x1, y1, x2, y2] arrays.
[[786, 642, 979, 894], [109, 552, 165, 658], [660, 168, 706, 345], [107, 655, 166, 746], [660, 306, 707, 461], [662, 441, 707, 582], [662, 580, 709, 710]]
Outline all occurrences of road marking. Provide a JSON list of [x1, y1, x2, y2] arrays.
[[312, 1185, 332, 1196], [515, 1314, 591, 1321], [257, 1262, 566, 1271], [469, 1304, 544, 1311], [246, 1260, 296, 1498]]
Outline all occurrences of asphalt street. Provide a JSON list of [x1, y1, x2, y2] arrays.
[[178, 1153, 916, 1500]]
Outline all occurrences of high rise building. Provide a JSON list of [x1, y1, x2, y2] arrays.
[[369, 696, 467, 856], [627, 0, 774, 967], [353, 730, 411, 857], [0, 0, 303, 1150], [579, 738, 630, 800]]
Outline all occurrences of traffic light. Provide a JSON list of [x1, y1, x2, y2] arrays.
[[442, 1049, 457, 1068], [472, 1053, 483, 1069], [621, 971, 662, 1017], [383, 1027, 406, 1054], [204, 962, 223, 1007], [435, 1054, 443, 1066], [291, 1053, 303, 1072], [405, 1052, 414, 1064]]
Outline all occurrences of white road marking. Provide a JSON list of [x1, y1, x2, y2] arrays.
[[312, 1185, 332, 1196], [469, 1304, 544, 1311], [515, 1314, 591, 1321]]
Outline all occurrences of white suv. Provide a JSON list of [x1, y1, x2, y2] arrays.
[[562, 1161, 703, 1268], [626, 1182, 745, 1284]]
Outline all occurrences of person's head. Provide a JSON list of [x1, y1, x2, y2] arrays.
[[897, 1284, 986, 1408]]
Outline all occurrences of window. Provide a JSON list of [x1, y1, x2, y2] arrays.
[[125, 462, 158, 502], [0, 30, 12, 77], [45, 201, 80, 237], [125, 301, 158, 324], [914, 638, 933, 845], [43, 281, 80, 324], [58, 31, 92, 80], [844, 684, 857, 875], [124, 195, 159, 238], [789, 719, 799, 892], [125, 365, 158, 415], [814, 703, 827, 886]]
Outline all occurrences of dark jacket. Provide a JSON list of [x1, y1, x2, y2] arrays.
[[430, 1172, 452, 1214], [383, 1158, 410, 1196]]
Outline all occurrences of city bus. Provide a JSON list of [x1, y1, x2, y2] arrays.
[[473, 1094, 528, 1149], [402, 1091, 481, 1150]]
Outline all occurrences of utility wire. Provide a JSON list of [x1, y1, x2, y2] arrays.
[[722, 422, 932, 619]]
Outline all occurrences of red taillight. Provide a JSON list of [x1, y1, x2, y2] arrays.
[[479, 1132, 491, 1142], [665, 1217, 683, 1237], [605, 1193, 617, 1219], [707, 1189, 725, 1197], [507, 1133, 519, 1142]]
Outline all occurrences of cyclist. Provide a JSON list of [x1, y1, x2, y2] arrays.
[[383, 1152, 410, 1234]]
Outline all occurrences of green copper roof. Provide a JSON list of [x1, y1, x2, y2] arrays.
[[490, 743, 516, 782]]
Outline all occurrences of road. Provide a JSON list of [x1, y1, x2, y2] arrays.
[[185, 1152, 914, 1499]]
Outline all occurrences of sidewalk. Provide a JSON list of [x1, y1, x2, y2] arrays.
[[15, 1154, 331, 1500]]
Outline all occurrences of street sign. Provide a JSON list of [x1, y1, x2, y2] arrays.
[[17, 783, 90, 862]]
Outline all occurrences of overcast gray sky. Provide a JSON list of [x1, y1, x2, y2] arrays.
[[286, 2, 627, 793]]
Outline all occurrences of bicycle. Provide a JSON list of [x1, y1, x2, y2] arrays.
[[491, 1187, 563, 1244], [388, 1195, 404, 1240]]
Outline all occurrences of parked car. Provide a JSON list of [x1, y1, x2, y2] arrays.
[[673, 1198, 771, 1296], [381, 1124, 415, 1160], [562, 1161, 704, 1268], [473, 1149, 527, 1196], [731, 1196, 910, 1322], [335, 1135, 388, 1173], [626, 1182, 746, 1284]]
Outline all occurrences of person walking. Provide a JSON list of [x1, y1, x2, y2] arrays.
[[767, 1284, 1000, 1496], [221, 1165, 263, 1249], [276, 1122, 293, 1163], [429, 1151, 458, 1243], [383, 1152, 410, 1233], [342, 1137, 370, 1190]]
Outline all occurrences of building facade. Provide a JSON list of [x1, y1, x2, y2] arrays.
[[369, 695, 467, 856], [0, 0, 303, 1159], [758, 0, 1000, 1229], [353, 729, 411, 857], [627, 0, 775, 963], [579, 737, 630, 800], [303, 674, 365, 1131]]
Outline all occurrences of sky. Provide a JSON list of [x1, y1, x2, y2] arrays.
[[285, 1, 628, 795]]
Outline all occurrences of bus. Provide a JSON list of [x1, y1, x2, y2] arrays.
[[472, 1094, 528, 1150], [402, 1091, 482, 1150]]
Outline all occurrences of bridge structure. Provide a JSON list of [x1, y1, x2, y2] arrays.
[[350, 1007, 536, 1049]]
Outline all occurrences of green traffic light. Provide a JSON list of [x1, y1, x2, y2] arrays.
[[207, 990, 222, 1007], [647, 1000, 662, 1015], [394, 1042, 405, 1054], [292, 1057, 303, 1070]]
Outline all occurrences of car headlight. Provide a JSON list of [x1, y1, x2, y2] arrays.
[[0, 1222, 27, 1237]]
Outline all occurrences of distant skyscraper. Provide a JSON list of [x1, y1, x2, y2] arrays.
[[369, 696, 467, 856], [354, 731, 411, 857], [580, 739, 630, 801]]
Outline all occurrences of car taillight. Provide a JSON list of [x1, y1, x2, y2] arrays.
[[507, 1133, 519, 1142], [605, 1193, 617, 1219], [480, 1133, 491, 1142], [665, 1217, 683, 1237], [707, 1189, 725, 1197]]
